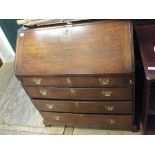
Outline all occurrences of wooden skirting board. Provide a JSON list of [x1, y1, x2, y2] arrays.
[[0, 63, 140, 135]]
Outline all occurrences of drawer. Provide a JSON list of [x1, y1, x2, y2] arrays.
[[25, 87, 132, 101], [21, 76, 133, 88], [40, 112, 132, 130], [32, 99, 132, 114]]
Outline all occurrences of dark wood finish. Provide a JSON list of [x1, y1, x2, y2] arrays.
[[15, 20, 133, 76], [32, 99, 132, 114], [25, 87, 132, 101], [15, 20, 135, 131], [149, 87, 155, 110], [136, 25, 155, 134], [21, 75, 133, 88], [135, 25, 155, 80], [40, 112, 132, 130]]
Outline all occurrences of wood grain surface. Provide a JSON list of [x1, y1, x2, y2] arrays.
[[24, 87, 132, 101], [32, 99, 132, 114], [41, 112, 132, 130], [21, 75, 133, 88], [15, 20, 133, 76]]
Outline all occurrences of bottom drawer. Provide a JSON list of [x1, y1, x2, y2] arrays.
[[40, 112, 132, 130]]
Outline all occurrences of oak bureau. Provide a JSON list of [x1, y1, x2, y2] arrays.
[[15, 20, 136, 131]]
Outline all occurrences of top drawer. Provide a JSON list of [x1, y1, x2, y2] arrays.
[[20, 76, 133, 88]]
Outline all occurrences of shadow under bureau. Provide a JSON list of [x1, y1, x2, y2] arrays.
[[15, 20, 136, 131]]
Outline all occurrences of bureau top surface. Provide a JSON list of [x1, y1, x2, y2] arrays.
[[15, 20, 134, 76], [136, 25, 155, 80]]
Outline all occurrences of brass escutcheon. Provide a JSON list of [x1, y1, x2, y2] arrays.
[[33, 78, 42, 85], [53, 115, 60, 121], [105, 106, 114, 111], [102, 91, 111, 97], [99, 78, 109, 85], [47, 104, 53, 109], [39, 88, 47, 96], [108, 119, 116, 124], [66, 78, 71, 84]]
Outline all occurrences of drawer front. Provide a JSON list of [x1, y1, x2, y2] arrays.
[[25, 87, 132, 101], [41, 112, 132, 130], [32, 99, 132, 114], [21, 76, 133, 88]]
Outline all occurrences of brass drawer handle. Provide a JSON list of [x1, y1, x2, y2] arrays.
[[70, 88, 75, 94], [39, 88, 47, 96], [104, 106, 114, 111], [53, 115, 60, 121], [66, 78, 71, 84], [129, 79, 133, 85], [102, 91, 111, 97], [33, 78, 42, 85], [108, 119, 116, 124], [47, 104, 53, 109], [99, 78, 109, 85]]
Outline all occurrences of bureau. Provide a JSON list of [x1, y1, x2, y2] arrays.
[[15, 20, 136, 131]]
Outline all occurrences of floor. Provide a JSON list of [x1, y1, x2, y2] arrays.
[[0, 62, 141, 135]]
